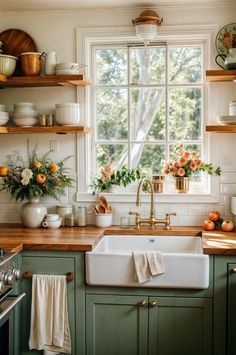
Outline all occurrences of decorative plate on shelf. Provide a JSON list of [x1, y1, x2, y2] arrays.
[[215, 23, 236, 56]]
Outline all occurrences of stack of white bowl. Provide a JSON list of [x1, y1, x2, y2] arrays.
[[55, 103, 80, 125], [217, 100, 236, 125], [12, 103, 38, 127], [0, 104, 9, 126]]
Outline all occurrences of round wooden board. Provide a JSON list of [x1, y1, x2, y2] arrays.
[[0, 28, 37, 56]]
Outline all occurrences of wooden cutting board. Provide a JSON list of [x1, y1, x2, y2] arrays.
[[0, 28, 37, 56]]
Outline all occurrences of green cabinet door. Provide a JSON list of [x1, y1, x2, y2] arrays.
[[20, 251, 85, 355], [214, 256, 236, 355], [227, 262, 236, 355], [148, 297, 212, 355], [86, 294, 149, 355]]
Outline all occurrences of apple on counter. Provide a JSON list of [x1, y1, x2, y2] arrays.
[[203, 210, 235, 232]]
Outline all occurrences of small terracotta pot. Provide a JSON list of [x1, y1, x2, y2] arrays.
[[19, 52, 42, 76]]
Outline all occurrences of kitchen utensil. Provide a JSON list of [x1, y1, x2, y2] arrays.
[[97, 205, 106, 214], [44, 51, 58, 75], [99, 196, 108, 211], [55, 103, 80, 125], [19, 52, 43, 76], [215, 23, 236, 56], [0, 54, 18, 76]]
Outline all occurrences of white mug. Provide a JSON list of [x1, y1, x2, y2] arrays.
[[42, 218, 62, 229], [46, 214, 59, 221]]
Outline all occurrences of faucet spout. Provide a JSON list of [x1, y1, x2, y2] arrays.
[[136, 178, 155, 219]]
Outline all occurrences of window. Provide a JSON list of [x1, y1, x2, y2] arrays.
[[92, 43, 204, 182]]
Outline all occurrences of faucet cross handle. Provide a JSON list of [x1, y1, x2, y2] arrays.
[[164, 212, 177, 230], [129, 211, 141, 228]]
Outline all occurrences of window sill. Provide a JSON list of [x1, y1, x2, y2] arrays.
[[76, 192, 219, 204]]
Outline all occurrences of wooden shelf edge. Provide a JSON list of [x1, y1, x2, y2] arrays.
[[206, 70, 236, 82], [0, 75, 91, 88], [0, 125, 92, 134], [206, 125, 236, 132]]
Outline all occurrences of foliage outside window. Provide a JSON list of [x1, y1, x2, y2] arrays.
[[92, 43, 204, 189]]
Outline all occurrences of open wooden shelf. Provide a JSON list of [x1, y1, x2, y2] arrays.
[[206, 125, 236, 132], [206, 70, 236, 82], [0, 74, 91, 88], [0, 125, 92, 134]]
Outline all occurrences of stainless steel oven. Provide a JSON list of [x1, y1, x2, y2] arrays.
[[0, 249, 25, 354]]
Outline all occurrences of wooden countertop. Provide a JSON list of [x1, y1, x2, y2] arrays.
[[1, 225, 236, 255]]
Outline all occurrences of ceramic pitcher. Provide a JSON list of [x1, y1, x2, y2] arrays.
[[44, 51, 58, 75], [215, 48, 236, 70]]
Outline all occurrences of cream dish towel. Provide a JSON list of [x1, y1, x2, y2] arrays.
[[146, 251, 165, 276], [132, 252, 152, 283], [29, 274, 71, 355]]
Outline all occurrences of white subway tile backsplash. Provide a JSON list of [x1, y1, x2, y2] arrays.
[[220, 173, 236, 184], [205, 205, 225, 215], [188, 205, 205, 216], [179, 216, 197, 226], [220, 184, 236, 195]]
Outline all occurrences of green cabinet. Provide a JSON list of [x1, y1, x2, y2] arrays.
[[19, 250, 85, 355], [214, 255, 236, 355], [86, 294, 212, 355]]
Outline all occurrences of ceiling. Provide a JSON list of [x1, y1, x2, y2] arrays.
[[0, 0, 233, 12]]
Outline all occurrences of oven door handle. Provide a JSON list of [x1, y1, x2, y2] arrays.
[[0, 293, 26, 321]]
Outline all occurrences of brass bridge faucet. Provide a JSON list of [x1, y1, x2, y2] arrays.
[[129, 178, 176, 230]]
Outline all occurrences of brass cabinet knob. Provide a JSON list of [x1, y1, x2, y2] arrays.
[[231, 268, 236, 273], [149, 300, 157, 308], [138, 300, 146, 307]]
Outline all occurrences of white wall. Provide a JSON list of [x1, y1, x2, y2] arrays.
[[0, 4, 235, 226]]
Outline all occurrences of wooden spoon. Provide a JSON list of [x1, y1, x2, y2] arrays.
[[98, 204, 106, 214], [99, 196, 108, 211], [93, 205, 100, 214]]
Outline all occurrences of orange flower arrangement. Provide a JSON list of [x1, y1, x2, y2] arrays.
[[162, 144, 221, 178]]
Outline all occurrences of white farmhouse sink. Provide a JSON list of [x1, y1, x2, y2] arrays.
[[86, 235, 209, 289]]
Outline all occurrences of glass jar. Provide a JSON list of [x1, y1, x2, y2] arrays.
[[76, 206, 87, 227], [56, 204, 73, 226]]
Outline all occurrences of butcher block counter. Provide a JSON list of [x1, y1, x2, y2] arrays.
[[0, 224, 236, 254]]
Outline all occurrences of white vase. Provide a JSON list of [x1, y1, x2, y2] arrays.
[[20, 197, 47, 228]]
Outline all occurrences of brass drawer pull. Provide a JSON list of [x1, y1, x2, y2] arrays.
[[149, 300, 157, 308], [138, 300, 146, 307]]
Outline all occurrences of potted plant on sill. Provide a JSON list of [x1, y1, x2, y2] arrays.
[[90, 165, 142, 195], [161, 144, 221, 193]]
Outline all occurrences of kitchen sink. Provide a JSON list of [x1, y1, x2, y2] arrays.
[[86, 235, 209, 289]]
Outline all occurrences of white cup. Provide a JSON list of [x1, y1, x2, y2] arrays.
[[42, 218, 62, 229], [46, 214, 59, 221], [231, 196, 236, 215], [94, 213, 112, 228]]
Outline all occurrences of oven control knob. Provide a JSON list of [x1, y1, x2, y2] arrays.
[[0, 281, 4, 292], [4, 272, 14, 285], [12, 268, 21, 281]]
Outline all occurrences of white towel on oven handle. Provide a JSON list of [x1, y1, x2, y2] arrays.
[[28, 274, 71, 354]]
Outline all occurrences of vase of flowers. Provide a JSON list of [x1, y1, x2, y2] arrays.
[[0, 142, 74, 227], [161, 145, 221, 193], [90, 165, 142, 194]]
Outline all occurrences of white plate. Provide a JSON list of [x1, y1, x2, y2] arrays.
[[55, 69, 80, 75]]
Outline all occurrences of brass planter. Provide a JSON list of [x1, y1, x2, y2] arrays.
[[174, 177, 190, 193]]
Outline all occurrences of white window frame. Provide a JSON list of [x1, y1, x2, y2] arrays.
[[76, 25, 220, 204]]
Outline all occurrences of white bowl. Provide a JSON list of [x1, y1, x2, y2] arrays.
[[13, 112, 38, 119], [14, 102, 36, 109], [94, 213, 112, 228], [55, 103, 80, 125], [45, 214, 60, 221], [56, 69, 80, 75], [0, 116, 9, 126], [0, 54, 17, 77], [13, 117, 38, 126]]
